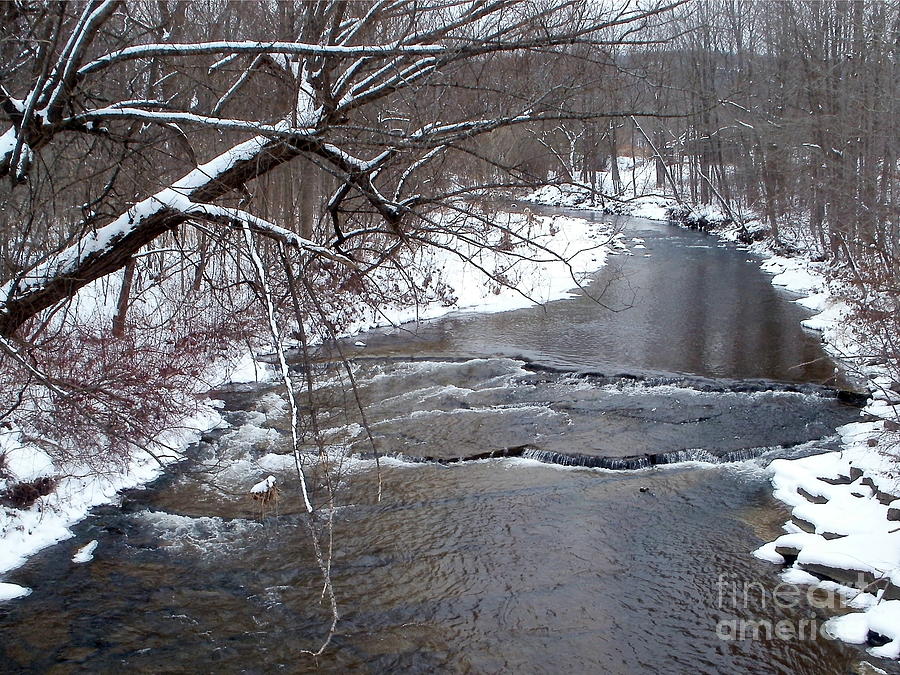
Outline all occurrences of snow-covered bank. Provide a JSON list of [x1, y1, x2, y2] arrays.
[[735, 227, 900, 659], [0, 209, 617, 588], [524, 157, 676, 222], [749, 267, 900, 657], [0, 401, 224, 579], [338, 210, 618, 334], [752, 410, 900, 657]]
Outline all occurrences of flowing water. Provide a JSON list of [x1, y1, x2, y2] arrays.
[[0, 212, 891, 674]]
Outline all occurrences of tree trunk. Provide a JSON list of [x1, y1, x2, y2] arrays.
[[111, 259, 136, 338]]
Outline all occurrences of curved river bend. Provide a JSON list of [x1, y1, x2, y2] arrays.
[[0, 212, 892, 674]]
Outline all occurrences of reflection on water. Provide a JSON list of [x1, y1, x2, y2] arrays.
[[0, 460, 874, 673], [0, 215, 887, 674], [347, 212, 845, 386]]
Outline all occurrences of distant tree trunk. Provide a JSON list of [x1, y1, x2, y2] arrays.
[[698, 120, 712, 204], [608, 120, 621, 193], [758, 141, 780, 241], [192, 232, 210, 292], [112, 259, 136, 338], [298, 163, 316, 241], [688, 147, 698, 203], [654, 124, 666, 190]]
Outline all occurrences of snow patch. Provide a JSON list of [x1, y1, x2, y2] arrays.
[[0, 583, 31, 602], [225, 352, 274, 384], [72, 539, 99, 564]]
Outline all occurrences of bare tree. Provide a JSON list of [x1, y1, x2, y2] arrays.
[[0, 1, 683, 333], [0, 1, 688, 646]]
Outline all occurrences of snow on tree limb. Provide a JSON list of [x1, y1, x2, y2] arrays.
[[0, 129, 344, 336], [77, 40, 453, 79], [39, 1, 121, 116], [184, 203, 355, 266], [69, 107, 320, 137], [0, 0, 687, 338]]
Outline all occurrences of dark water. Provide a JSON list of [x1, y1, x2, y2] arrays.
[[341, 210, 845, 385], [0, 214, 889, 674]]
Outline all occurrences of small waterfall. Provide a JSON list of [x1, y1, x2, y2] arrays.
[[521, 448, 653, 470], [651, 448, 719, 465], [365, 443, 795, 471], [519, 362, 867, 405], [357, 445, 532, 465], [718, 446, 779, 463]]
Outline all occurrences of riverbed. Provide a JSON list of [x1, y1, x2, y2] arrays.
[[0, 212, 890, 673]]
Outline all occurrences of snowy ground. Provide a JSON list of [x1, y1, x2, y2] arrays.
[[749, 255, 900, 658], [524, 158, 675, 222], [0, 400, 224, 594], [526, 158, 900, 659], [344, 210, 617, 332], [0, 208, 617, 597]]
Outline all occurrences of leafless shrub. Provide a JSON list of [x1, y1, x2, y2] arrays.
[[2, 476, 55, 508]]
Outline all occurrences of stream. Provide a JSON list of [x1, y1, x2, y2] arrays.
[[0, 211, 891, 674]]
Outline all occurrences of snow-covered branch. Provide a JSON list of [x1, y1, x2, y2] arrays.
[[77, 40, 451, 79], [0, 128, 345, 335], [69, 107, 319, 137], [185, 203, 354, 266], [0, 0, 685, 339]]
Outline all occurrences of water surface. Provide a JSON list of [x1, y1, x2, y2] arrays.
[[0, 213, 887, 674], [346, 211, 845, 385]]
